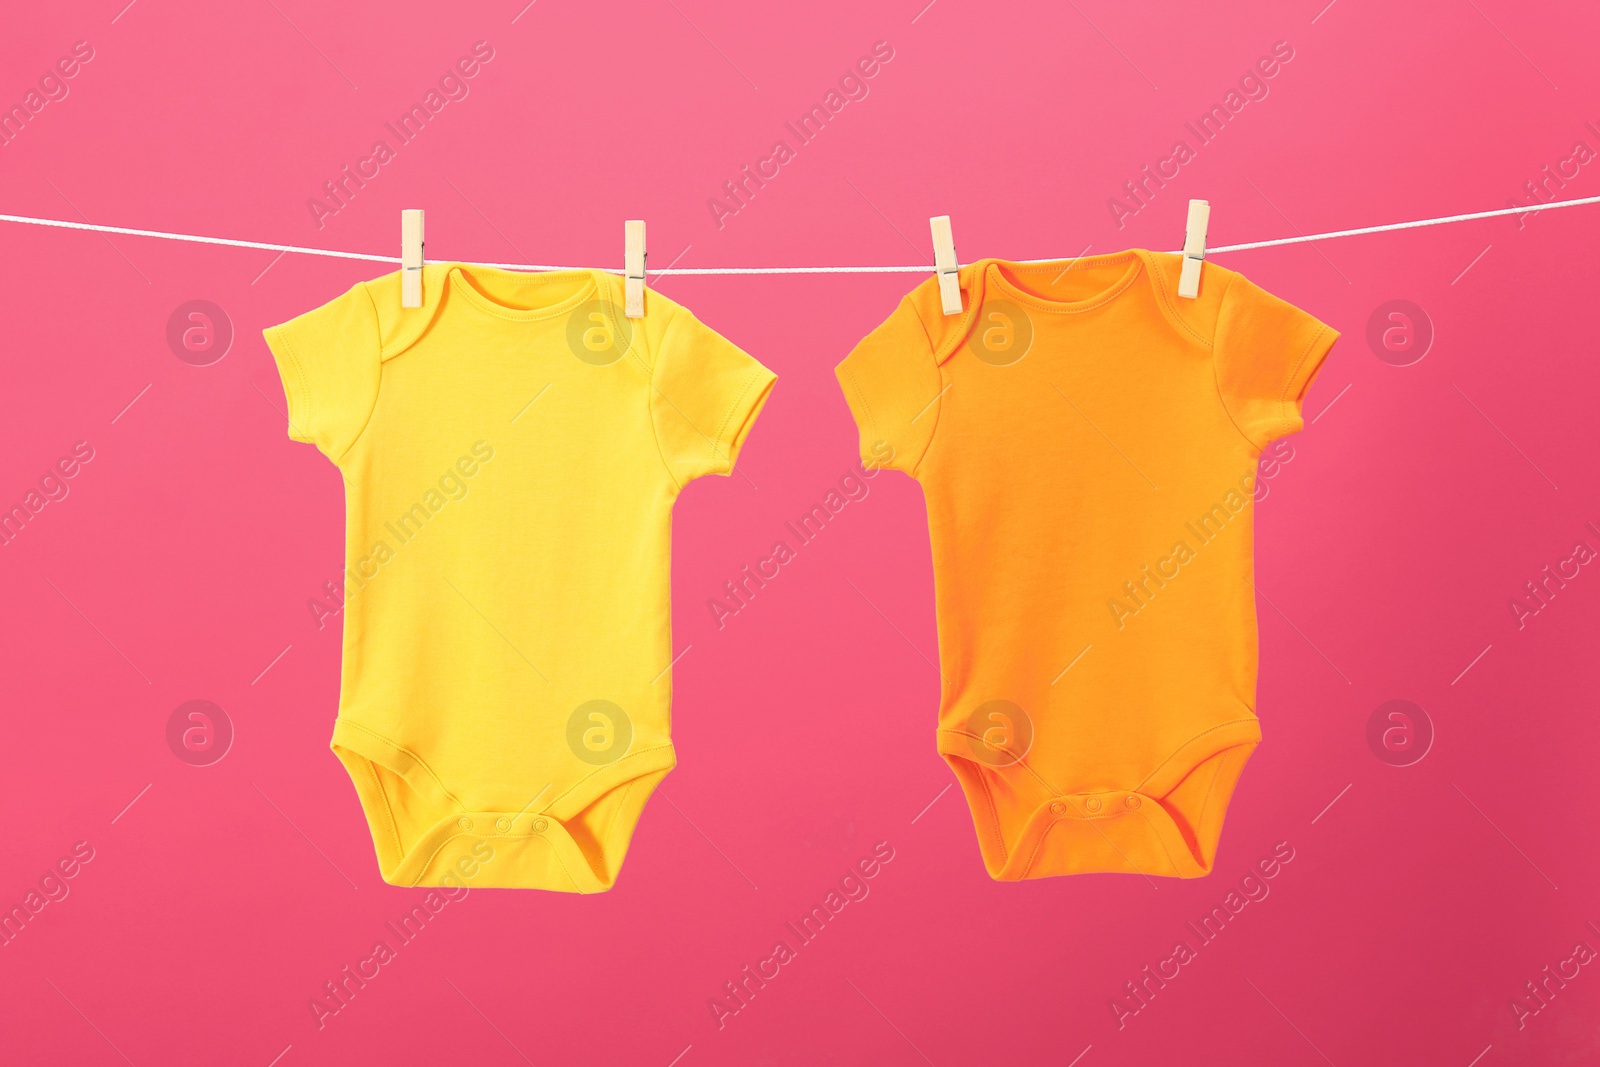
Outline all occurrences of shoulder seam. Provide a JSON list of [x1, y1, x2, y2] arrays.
[[646, 301, 686, 491], [904, 298, 944, 477], [1209, 271, 1268, 452], [840, 363, 878, 448], [931, 266, 984, 366], [1144, 250, 1213, 349], [329, 280, 385, 466]]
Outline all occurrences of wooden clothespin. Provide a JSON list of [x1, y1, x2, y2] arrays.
[[1178, 199, 1209, 299], [930, 215, 962, 315], [624, 220, 646, 319], [401, 209, 425, 308]]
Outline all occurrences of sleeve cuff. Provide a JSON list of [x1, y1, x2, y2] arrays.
[[712, 364, 777, 475], [262, 324, 315, 444], [833, 360, 879, 467], [1278, 323, 1339, 438]]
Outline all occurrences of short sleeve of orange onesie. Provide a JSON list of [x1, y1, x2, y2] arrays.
[[836, 251, 1336, 881], [1214, 272, 1335, 446], [834, 294, 943, 473]]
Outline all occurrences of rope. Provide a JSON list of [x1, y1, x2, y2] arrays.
[[0, 193, 1594, 275]]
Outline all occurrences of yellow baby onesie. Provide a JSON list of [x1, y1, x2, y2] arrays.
[[836, 251, 1336, 880], [266, 264, 774, 892]]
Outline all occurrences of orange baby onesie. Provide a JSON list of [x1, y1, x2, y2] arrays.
[[836, 251, 1336, 880]]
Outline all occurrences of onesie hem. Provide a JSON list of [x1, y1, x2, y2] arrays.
[[331, 717, 676, 893], [936, 716, 1261, 881]]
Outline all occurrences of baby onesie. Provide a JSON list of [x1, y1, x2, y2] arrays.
[[835, 251, 1336, 880], [266, 264, 774, 892]]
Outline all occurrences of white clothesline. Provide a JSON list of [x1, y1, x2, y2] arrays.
[[0, 195, 1596, 275]]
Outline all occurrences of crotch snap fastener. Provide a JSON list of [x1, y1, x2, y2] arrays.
[[1085, 797, 1102, 812], [1049, 801, 1067, 816], [1126, 795, 1142, 809], [458, 817, 472, 831], [495, 817, 511, 833], [533, 818, 549, 833]]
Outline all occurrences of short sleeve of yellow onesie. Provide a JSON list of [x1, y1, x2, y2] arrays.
[[836, 251, 1336, 880], [266, 265, 775, 892]]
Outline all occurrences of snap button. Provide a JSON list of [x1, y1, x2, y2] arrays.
[[1085, 797, 1102, 812], [1126, 795, 1142, 809], [1049, 801, 1067, 816], [457, 817, 472, 831], [495, 817, 511, 833], [532, 818, 548, 833]]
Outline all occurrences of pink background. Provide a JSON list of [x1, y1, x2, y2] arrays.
[[3, 1, 1599, 1064]]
